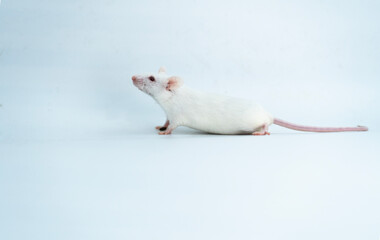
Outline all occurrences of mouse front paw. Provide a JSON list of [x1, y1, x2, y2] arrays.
[[155, 126, 167, 131], [158, 131, 172, 135], [156, 120, 170, 131]]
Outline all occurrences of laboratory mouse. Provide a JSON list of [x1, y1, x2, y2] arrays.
[[131, 67, 368, 135]]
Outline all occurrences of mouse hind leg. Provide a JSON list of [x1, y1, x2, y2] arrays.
[[252, 124, 270, 136]]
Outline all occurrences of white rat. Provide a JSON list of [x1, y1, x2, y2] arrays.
[[132, 67, 368, 135]]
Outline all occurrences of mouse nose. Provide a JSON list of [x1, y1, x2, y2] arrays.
[[132, 75, 137, 81]]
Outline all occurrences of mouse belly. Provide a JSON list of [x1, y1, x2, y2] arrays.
[[182, 109, 274, 135], [187, 124, 255, 134]]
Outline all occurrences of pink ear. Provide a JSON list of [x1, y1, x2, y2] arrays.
[[158, 66, 166, 74], [166, 76, 183, 91]]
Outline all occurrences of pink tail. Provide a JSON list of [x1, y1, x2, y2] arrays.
[[273, 118, 368, 132]]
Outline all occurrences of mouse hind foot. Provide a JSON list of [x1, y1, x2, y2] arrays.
[[252, 131, 270, 136], [252, 124, 270, 136]]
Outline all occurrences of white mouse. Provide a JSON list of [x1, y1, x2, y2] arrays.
[[132, 67, 368, 135]]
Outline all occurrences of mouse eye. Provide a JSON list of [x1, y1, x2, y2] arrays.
[[149, 76, 155, 82]]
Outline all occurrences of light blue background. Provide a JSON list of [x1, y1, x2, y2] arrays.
[[1, 0, 379, 240]]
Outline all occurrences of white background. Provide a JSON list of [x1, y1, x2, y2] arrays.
[[1, 0, 379, 239]]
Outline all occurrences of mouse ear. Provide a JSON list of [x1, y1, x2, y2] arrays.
[[166, 76, 183, 91], [158, 66, 166, 74]]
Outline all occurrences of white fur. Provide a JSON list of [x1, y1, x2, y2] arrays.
[[132, 68, 273, 135]]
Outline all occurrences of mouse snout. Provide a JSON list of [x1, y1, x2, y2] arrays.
[[132, 75, 137, 81]]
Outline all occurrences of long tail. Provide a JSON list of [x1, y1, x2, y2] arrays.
[[273, 118, 368, 132]]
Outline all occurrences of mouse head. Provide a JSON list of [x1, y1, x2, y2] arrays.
[[132, 67, 183, 99]]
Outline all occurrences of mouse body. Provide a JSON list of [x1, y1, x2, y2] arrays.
[[132, 67, 368, 135], [157, 86, 273, 135]]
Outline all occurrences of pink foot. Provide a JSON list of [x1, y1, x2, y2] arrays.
[[252, 131, 270, 136], [158, 130, 172, 135]]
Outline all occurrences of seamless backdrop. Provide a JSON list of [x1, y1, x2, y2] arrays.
[[1, 1, 380, 240]]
